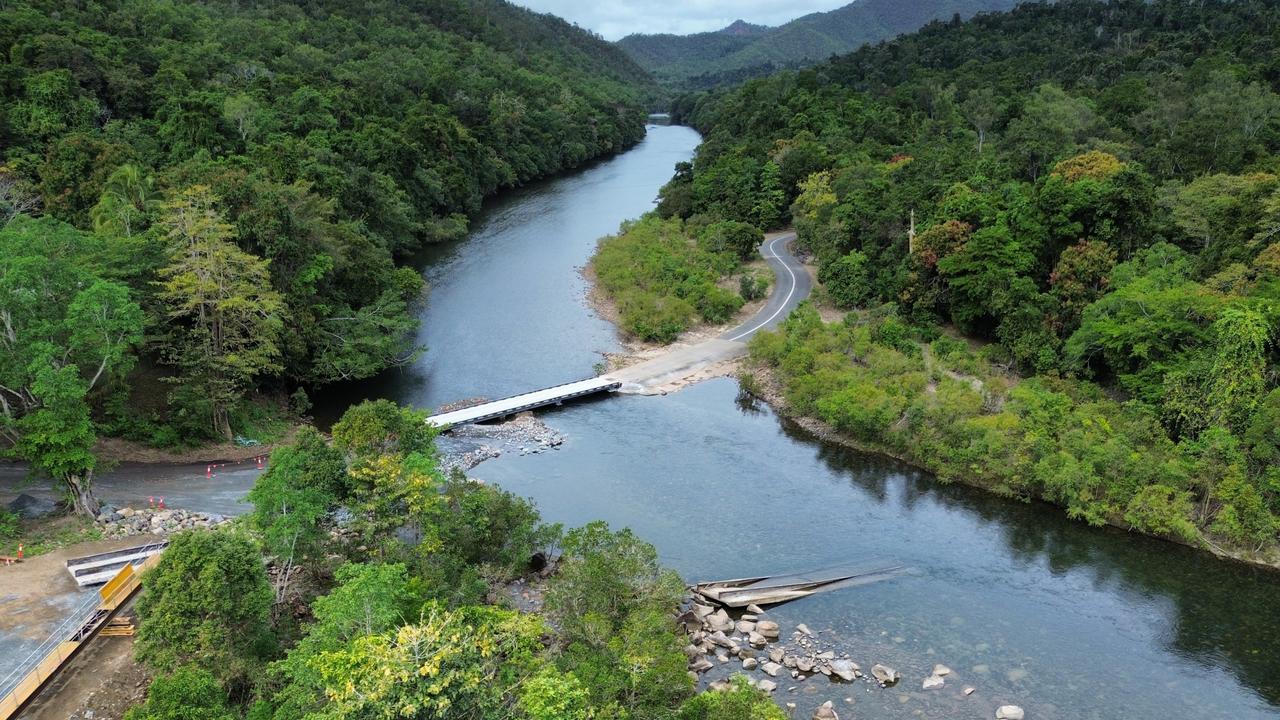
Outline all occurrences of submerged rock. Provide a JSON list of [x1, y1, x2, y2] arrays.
[[812, 700, 839, 720], [922, 674, 945, 690], [871, 664, 900, 686], [995, 706, 1025, 720]]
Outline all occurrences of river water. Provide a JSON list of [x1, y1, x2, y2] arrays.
[[314, 123, 1280, 719]]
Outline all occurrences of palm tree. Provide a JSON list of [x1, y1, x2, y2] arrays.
[[90, 163, 160, 237]]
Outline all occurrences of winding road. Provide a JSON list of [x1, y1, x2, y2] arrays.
[[723, 232, 811, 342]]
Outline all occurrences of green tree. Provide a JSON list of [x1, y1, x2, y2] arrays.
[[156, 186, 284, 440], [698, 221, 762, 260], [518, 667, 592, 720], [819, 250, 873, 309], [0, 217, 143, 515], [247, 427, 346, 586], [90, 164, 160, 238], [308, 604, 543, 720], [9, 361, 98, 515], [136, 530, 273, 689]]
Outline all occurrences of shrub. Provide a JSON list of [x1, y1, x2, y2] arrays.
[[124, 666, 236, 720]]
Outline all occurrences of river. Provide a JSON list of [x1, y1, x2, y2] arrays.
[[9, 123, 1277, 718], [328, 123, 1280, 720]]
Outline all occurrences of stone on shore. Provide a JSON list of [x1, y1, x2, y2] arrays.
[[742, 657, 758, 670], [735, 620, 756, 634], [796, 623, 813, 636], [748, 631, 768, 647], [761, 662, 782, 677], [747, 604, 765, 614]]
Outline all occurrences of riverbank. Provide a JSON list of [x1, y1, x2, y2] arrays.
[[741, 354, 1280, 573]]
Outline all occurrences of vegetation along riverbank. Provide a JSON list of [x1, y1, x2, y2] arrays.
[[0, 0, 656, 513], [600, 0, 1280, 566], [85, 400, 791, 720]]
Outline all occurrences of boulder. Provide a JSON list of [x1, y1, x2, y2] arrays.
[[748, 631, 768, 647], [757, 679, 777, 693], [755, 620, 780, 638], [688, 658, 713, 673], [7, 493, 56, 519], [816, 650, 835, 660], [761, 662, 782, 677], [829, 659, 858, 682], [707, 610, 734, 633], [708, 631, 734, 648], [922, 675, 945, 690], [735, 620, 756, 634], [963, 686, 976, 696], [692, 603, 715, 618], [769, 648, 785, 663], [742, 657, 758, 670], [871, 664, 900, 686], [746, 604, 765, 614], [995, 706, 1024, 720], [812, 700, 839, 720], [681, 644, 701, 659]]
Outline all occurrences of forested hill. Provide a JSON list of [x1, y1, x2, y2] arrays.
[[617, 0, 1022, 91], [0, 0, 654, 451], [657, 0, 1280, 556]]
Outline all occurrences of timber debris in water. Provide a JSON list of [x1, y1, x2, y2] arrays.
[[691, 562, 907, 608]]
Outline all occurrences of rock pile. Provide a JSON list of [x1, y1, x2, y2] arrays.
[[95, 505, 231, 538], [679, 600, 1028, 719], [438, 412, 566, 475]]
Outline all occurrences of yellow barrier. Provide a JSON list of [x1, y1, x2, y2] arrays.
[[0, 553, 160, 720]]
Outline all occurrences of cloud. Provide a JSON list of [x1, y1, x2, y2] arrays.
[[514, 0, 852, 40]]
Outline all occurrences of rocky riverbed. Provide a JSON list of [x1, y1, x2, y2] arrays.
[[437, 412, 566, 476], [680, 598, 1023, 720]]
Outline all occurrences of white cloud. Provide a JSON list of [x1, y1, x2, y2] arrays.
[[514, 0, 853, 40]]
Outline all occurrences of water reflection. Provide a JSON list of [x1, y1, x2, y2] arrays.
[[480, 379, 1280, 719]]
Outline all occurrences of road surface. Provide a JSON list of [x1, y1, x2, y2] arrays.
[[722, 232, 811, 341]]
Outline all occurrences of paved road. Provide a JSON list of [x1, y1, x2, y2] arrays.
[[722, 232, 810, 341]]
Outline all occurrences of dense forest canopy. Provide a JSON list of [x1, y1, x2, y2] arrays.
[[656, 0, 1280, 554], [617, 0, 1022, 91], [0, 0, 655, 505]]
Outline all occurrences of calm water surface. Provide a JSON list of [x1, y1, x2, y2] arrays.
[[327, 125, 1280, 719]]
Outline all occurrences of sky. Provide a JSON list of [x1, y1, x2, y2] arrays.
[[513, 0, 852, 40]]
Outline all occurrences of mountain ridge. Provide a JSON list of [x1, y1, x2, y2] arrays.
[[618, 0, 1029, 90]]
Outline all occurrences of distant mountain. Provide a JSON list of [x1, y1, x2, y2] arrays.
[[618, 0, 1028, 90]]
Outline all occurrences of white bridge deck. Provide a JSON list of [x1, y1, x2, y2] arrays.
[[427, 377, 621, 428]]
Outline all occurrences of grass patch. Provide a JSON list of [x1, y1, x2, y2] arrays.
[[1, 512, 104, 558]]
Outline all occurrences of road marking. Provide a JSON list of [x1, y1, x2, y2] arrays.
[[726, 235, 799, 342]]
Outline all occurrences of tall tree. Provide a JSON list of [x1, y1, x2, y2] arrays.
[[156, 186, 283, 441]]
